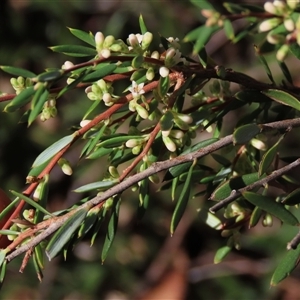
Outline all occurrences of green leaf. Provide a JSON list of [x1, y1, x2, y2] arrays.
[[282, 187, 300, 205], [233, 123, 261, 145], [97, 135, 142, 148], [0, 259, 6, 288], [214, 246, 232, 264], [289, 43, 300, 60], [74, 180, 117, 193], [34, 244, 45, 270], [242, 191, 299, 226], [157, 75, 170, 98], [278, 61, 293, 85], [255, 48, 275, 84], [198, 208, 222, 230], [49, 45, 97, 57], [86, 125, 107, 156], [36, 70, 64, 82], [139, 15, 148, 35], [4, 86, 35, 112], [211, 172, 265, 201], [0, 66, 36, 78], [32, 134, 75, 168], [137, 178, 149, 220], [28, 89, 49, 126], [78, 207, 101, 238], [271, 245, 300, 286], [86, 147, 112, 160], [170, 160, 195, 235], [235, 89, 271, 103], [224, 19, 235, 40], [82, 64, 117, 82], [262, 89, 300, 112], [190, 0, 214, 10], [9, 190, 53, 217], [160, 111, 174, 132], [101, 197, 121, 262], [259, 135, 285, 176], [45, 209, 88, 260], [68, 27, 95, 47]]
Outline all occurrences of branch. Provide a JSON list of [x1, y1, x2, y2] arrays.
[[6, 117, 300, 262]]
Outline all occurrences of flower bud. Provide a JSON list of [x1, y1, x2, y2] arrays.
[[103, 92, 112, 104], [159, 66, 169, 78], [136, 104, 149, 119], [162, 136, 176, 152], [264, 2, 277, 14], [80, 119, 91, 127], [141, 32, 153, 50], [109, 166, 119, 178], [100, 49, 111, 58], [62, 61, 74, 70], [128, 34, 140, 48], [95, 32, 104, 46], [276, 44, 289, 61], [103, 35, 115, 48], [151, 51, 160, 59], [259, 18, 281, 32], [146, 67, 155, 81], [284, 18, 295, 32], [58, 158, 73, 175]]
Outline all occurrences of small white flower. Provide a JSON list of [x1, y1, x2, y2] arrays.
[[128, 81, 145, 98]]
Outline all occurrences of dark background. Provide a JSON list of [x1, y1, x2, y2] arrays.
[[1, 0, 299, 299]]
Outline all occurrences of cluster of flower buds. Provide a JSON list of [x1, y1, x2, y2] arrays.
[[40, 99, 57, 121], [85, 79, 115, 106], [127, 32, 153, 54], [201, 9, 223, 27], [260, 0, 300, 61], [10, 76, 32, 94]]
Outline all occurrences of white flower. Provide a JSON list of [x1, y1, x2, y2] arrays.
[[128, 81, 145, 98]]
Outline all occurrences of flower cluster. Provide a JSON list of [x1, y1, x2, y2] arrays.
[[10, 76, 32, 94], [260, 0, 300, 60]]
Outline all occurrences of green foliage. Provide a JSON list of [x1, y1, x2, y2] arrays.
[[2, 0, 300, 296]]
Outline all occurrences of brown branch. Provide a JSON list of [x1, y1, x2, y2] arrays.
[[7, 117, 300, 262]]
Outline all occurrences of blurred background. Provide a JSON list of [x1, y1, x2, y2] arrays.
[[1, 0, 300, 299]]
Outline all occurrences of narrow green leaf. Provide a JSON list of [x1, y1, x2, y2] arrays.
[[242, 191, 299, 226], [0, 197, 19, 224], [49, 45, 97, 57], [28, 89, 49, 126], [160, 111, 174, 132], [262, 89, 300, 112], [282, 187, 300, 205], [289, 43, 300, 60], [224, 19, 235, 40], [190, 0, 214, 10], [45, 209, 88, 260], [157, 75, 170, 98], [9, 190, 53, 217], [78, 207, 101, 238], [0, 66, 36, 78], [170, 160, 195, 234], [68, 27, 95, 46], [36, 70, 64, 82], [87, 147, 112, 160], [235, 89, 271, 103], [34, 244, 45, 270], [198, 208, 222, 230], [211, 153, 231, 167], [214, 246, 232, 264], [101, 198, 121, 262], [139, 14, 148, 34], [4, 86, 35, 112], [32, 134, 75, 168], [82, 64, 117, 82], [0, 250, 7, 268], [97, 135, 142, 148], [278, 61, 293, 85], [259, 135, 285, 176], [255, 48, 275, 84], [271, 245, 300, 286], [74, 180, 117, 193], [233, 123, 261, 145], [86, 124, 107, 156], [211, 172, 265, 201], [0, 259, 6, 288], [33, 251, 43, 282]]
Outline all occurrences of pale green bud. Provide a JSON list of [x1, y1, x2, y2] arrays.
[[132, 145, 142, 155], [58, 158, 73, 175], [95, 32, 104, 47], [284, 18, 295, 31], [109, 166, 119, 178], [136, 104, 149, 119], [151, 51, 160, 59], [162, 135, 176, 152], [276, 44, 289, 61], [126, 138, 144, 148], [97, 79, 107, 92], [146, 67, 155, 81], [100, 49, 111, 58], [263, 213, 273, 227], [103, 92, 112, 104], [169, 130, 184, 139], [264, 2, 277, 14], [259, 18, 281, 32], [128, 34, 140, 48], [159, 66, 169, 78], [103, 35, 115, 48], [176, 113, 193, 124], [141, 32, 153, 50], [266, 32, 285, 44], [17, 76, 25, 86]]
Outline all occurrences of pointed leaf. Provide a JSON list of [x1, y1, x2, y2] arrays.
[[242, 191, 299, 226], [282, 187, 300, 205], [170, 161, 195, 234], [233, 123, 261, 145], [36, 70, 64, 82], [160, 110, 174, 132], [289, 43, 300, 60], [278, 61, 293, 85], [271, 245, 300, 286], [214, 246, 232, 264], [224, 19, 235, 40], [68, 27, 95, 46], [32, 134, 75, 168], [49, 45, 97, 57], [4, 86, 35, 112], [45, 209, 87, 260], [0, 66, 36, 78], [262, 89, 300, 112], [101, 198, 121, 262], [157, 75, 170, 98], [211, 172, 265, 201], [249, 206, 263, 228], [9, 190, 53, 217], [74, 180, 117, 193], [139, 15, 148, 35], [82, 64, 117, 82], [259, 135, 285, 175], [28, 89, 49, 126]]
